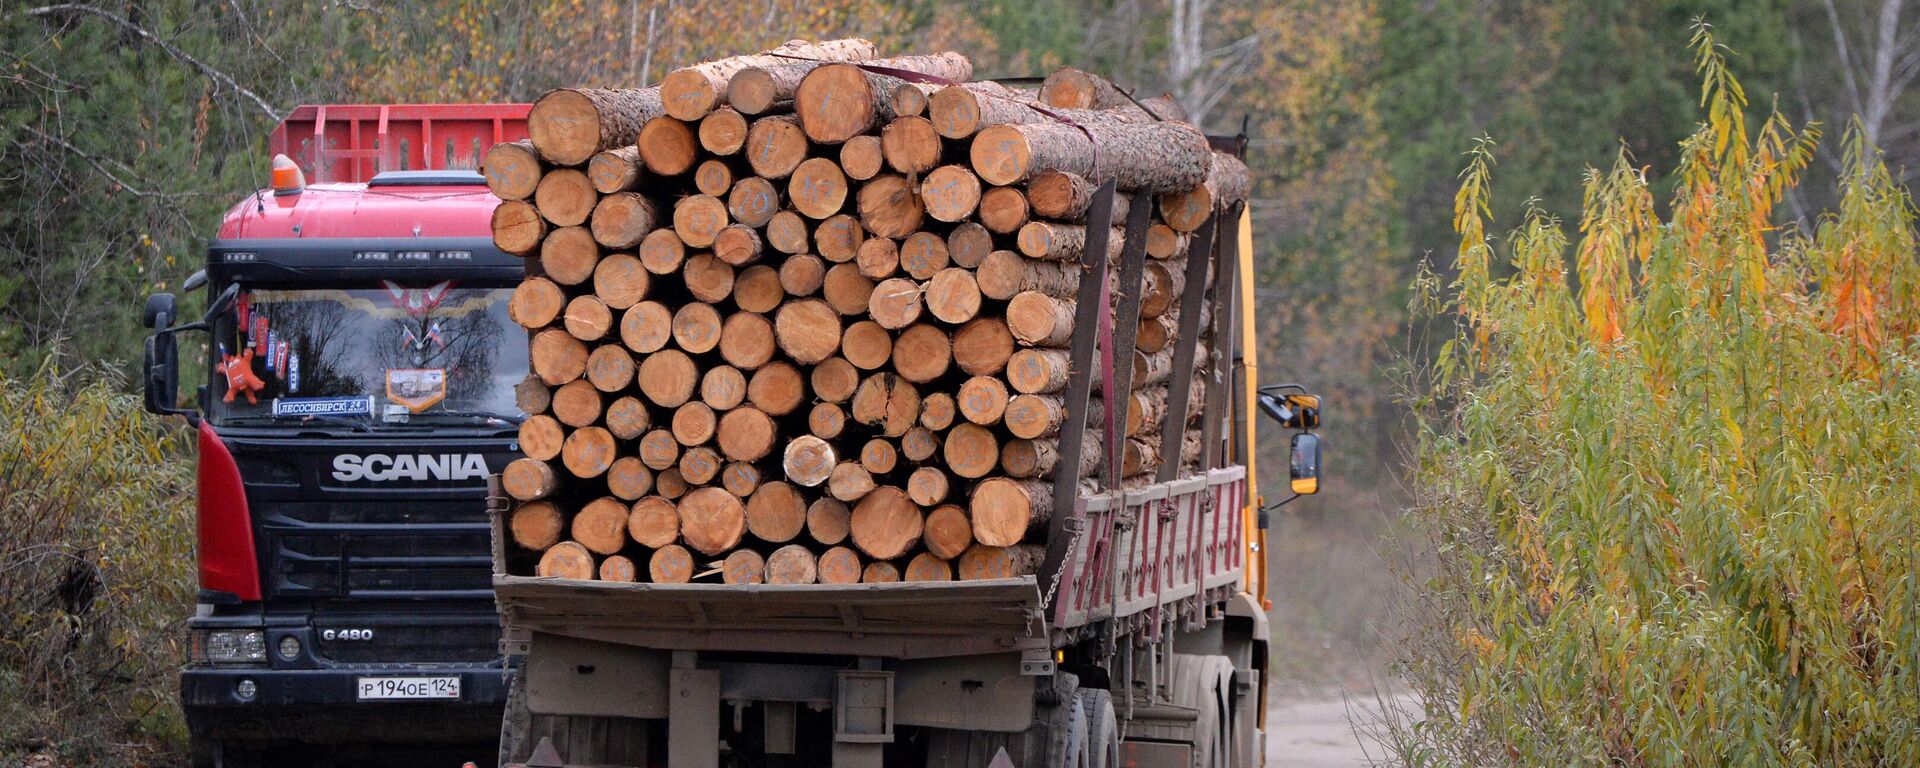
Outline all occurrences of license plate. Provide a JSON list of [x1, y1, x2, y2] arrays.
[[356, 676, 460, 701]]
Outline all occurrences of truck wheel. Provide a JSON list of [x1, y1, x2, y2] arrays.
[[1076, 689, 1116, 768]]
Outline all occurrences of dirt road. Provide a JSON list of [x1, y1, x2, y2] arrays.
[[1265, 687, 1413, 767]]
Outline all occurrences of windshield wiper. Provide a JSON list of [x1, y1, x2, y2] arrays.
[[222, 414, 372, 432], [404, 410, 523, 426]]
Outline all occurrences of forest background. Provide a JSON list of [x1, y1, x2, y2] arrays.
[[5, 0, 1919, 761]]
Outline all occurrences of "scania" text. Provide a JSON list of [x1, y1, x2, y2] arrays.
[[331, 453, 488, 482]]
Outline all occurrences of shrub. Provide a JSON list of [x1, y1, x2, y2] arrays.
[[0, 364, 195, 764], [1391, 24, 1920, 766]]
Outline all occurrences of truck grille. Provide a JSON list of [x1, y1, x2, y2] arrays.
[[312, 621, 500, 664], [261, 501, 493, 599]]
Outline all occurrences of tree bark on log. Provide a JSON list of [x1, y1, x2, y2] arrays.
[[1027, 170, 1132, 222], [795, 55, 975, 143], [1157, 151, 1251, 232], [1016, 221, 1124, 262], [1006, 291, 1076, 347], [957, 544, 1044, 580], [1005, 348, 1071, 394], [969, 478, 1053, 548], [971, 121, 1212, 192], [662, 38, 880, 120], [529, 87, 664, 166], [928, 81, 1041, 139]]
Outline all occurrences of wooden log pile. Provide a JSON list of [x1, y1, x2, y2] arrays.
[[491, 39, 1248, 585]]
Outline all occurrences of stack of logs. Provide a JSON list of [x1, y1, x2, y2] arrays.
[[489, 38, 1249, 586]]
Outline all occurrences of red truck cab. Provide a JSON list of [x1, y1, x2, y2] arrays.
[[142, 105, 529, 767]]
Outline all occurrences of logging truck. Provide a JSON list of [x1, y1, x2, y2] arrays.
[[141, 104, 535, 766], [486, 50, 1326, 766]]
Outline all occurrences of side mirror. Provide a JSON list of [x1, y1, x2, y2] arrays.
[[1258, 388, 1320, 430], [143, 293, 177, 330], [1289, 433, 1321, 495], [204, 283, 240, 324], [143, 332, 180, 416]]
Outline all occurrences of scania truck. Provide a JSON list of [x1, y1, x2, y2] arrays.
[[142, 104, 532, 766]]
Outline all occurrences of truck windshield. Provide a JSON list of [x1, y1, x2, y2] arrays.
[[210, 282, 526, 428]]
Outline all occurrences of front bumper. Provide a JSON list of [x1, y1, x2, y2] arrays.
[[182, 665, 511, 742]]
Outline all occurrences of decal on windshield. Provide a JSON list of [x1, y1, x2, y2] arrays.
[[272, 396, 375, 418], [386, 368, 448, 413], [383, 280, 454, 317]]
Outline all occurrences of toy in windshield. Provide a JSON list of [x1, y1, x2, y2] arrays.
[[218, 345, 267, 404]]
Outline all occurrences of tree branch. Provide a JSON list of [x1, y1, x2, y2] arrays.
[[25, 2, 280, 121]]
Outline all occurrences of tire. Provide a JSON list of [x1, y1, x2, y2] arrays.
[[1077, 689, 1116, 768]]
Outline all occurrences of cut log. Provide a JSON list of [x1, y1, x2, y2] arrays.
[[1133, 345, 1180, 387], [649, 544, 694, 583], [1028, 170, 1120, 221], [779, 253, 826, 296], [946, 222, 993, 268], [1004, 393, 1066, 439], [818, 546, 863, 584], [862, 561, 901, 583], [817, 264, 871, 314], [969, 478, 1054, 547], [716, 406, 777, 462], [573, 497, 630, 555], [671, 303, 722, 354], [539, 226, 600, 286], [857, 237, 901, 281], [977, 185, 1028, 233], [809, 357, 860, 402], [719, 312, 776, 369], [904, 553, 953, 582], [636, 348, 698, 407], [957, 375, 1009, 425], [807, 497, 852, 545], [722, 549, 766, 584], [943, 423, 1000, 479], [593, 252, 650, 309], [1145, 223, 1186, 259], [773, 298, 842, 364], [684, 254, 736, 303], [732, 264, 784, 313], [1006, 291, 1075, 346], [857, 174, 924, 239], [868, 277, 922, 329], [1140, 261, 1183, 317], [535, 168, 595, 227], [565, 295, 614, 341], [860, 438, 899, 475], [794, 64, 898, 144], [765, 544, 819, 584], [893, 82, 936, 117], [921, 165, 984, 224], [661, 38, 880, 120], [728, 176, 781, 228], [516, 375, 552, 416], [678, 487, 747, 555], [637, 116, 698, 176], [977, 250, 1078, 300], [928, 81, 1039, 139], [829, 462, 876, 502], [882, 116, 942, 174], [918, 392, 956, 431], [605, 396, 651, 439], [607, 456, 655, 500], [746, 480, 808, 543], [528, 87, 663, 166], [671, 402, 717, 446], [484, 139, 544, 201], [511, 277, 566, 329], [638, 429, 681, 471], [767, 210, 811, 255], [747, 361, 806, 415], [892, 324, 951, 383], [679, 447, 723, 489], [970, 121, 1212, 192], [588, 146, 644, 194], [745, 115, 808, 179], [504, 458, 560, 501], [850, 486, 923, 559], [673, 195, 730, 249], [957, 544, 1044, 580], [620, 300, 673, 353], [530, 329, 588, 385], [790, 157, 849, 219], [850, 373, 921, 436], [510, 501, 563, 551], [808, 401, 847, 439], [840, 134, 885, 180], [816, 213, 866, 263], [714, 224, 764, 266], [952, 317, 1015, 376], [1037, 67, 1128, 110], [924, 268, 981, 324], [899, 232, 949, 280], [842, 320, 894, 370], [654, 467, 689, 499], [599, 555, 637, 582], [999, 436, 1099, 479], [694, 158, 734, 197], [1157, 151, 1251, 232], [900, 426, 939, 462], [720, 462, 762, 498], [907, 467, 950, 507], [561, 426, 617, 478], [1006, 348, 1071, 394], [1016, 221, 1123, 262], [585, 345, 635, 393], [519, 415, 565, 461], [492, 200, 546, 256], [537, 541, 594, 580], [922, 504, 972, 559], [698, 107, 750, 156], [551, 379, 604, 427], [639, 229, 686, 274], [783, 435, 837, 487]]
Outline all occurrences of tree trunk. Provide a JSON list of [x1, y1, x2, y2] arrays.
[[714, 225, 764, 267], [607, 456, 654, 500], [978, 186, 1029, 234], [860, 438, 899, 475], [538, 226, 599, 286], [722, 549, 766, 584], [746, 361, 805, 415], [922, 504, 973, 559], [683, 254, 736, 303], [550, 380, 603, 427], [694, 158, 734, 197], [796, 55, 975, 143], [947, 222, 994, 268], [564, 295, 613, 341], [639, 429, 681, 472], [839, 135, 886, 180], [892, 324, 952, 384], [850, 486, 923, 559], [929, 81, 1040, 139], [636, 348, 698, 407], [721, 461, 761, 499], [779, 253, 827, 295], [857, 238, 900, 281], [745, 115, 808, 179], [908, 467, 952, 507], [862, 561, 902, 583], [698, 108, 749, 156], [728, 177, 781, 228], [810, 357, 860, 402], [519, 415, 565, 462], [957, 375, 1010, 426], [619, 301, 672, 354], [925, 268, 982, 324], [918, 392, 957, 431], [971, 121, 1212, 192], [899, 232, 949, 279], [1006, 291, 1076, 347], [718, 311, 775, 369], [649, 544, 694, 584], [515, 375, 552, 416], [503, 458, 560, 501], [829, 462, 876, 502], [882, 116, 943, 174], [593, 253, 650, 310], [1027, 170, 1133, 222], [529, 87, 664, 166], [900, 426, 939, 462], [1157, 151, 1250, 232], [809, 401, 848, 439], [868, 277, 923, 329], [1016, 221, 1124, 262], [1005, 348, 1071, 394], [1000, 434, 1101, 479], [511, 277, 566, 329], [789, 157, 850, 220], [661, 38, 880, 120], [598, 555, 637, 583], [774, 298, 843, 363], [639, 229, 686, 274], [976, 250, 1080, 302], [732, 265, 784, 313], [584, 345, 635, 392], [968, 478, 1053, 547], [816, 214, 867, 263], [857, 174, 925, 239], [842, 320, 894, 370], [605, 396, 651, 440], [672, 194, 729, 248], [530, 329, 588, 386], [850, 373, 920, 436], [808, 497, 852, 545]]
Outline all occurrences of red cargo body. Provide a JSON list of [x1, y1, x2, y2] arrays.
[[269, 104, 531, 183]]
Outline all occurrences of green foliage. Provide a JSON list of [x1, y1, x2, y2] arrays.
[[0, 365, 195, 764], [1394, 26, 1920, 765]]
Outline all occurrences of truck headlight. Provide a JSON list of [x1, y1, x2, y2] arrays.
[[191, 630, 266, 664]]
